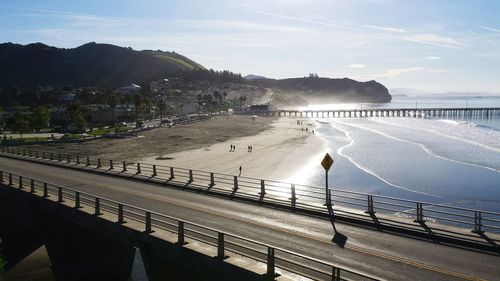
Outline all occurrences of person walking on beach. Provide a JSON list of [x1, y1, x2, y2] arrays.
[[239, 166, 242, 176]]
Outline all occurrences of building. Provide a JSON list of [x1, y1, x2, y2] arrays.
[[115, 84, 141, 95]]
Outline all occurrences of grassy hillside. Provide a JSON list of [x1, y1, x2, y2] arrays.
[[0, 42, 204, 87]]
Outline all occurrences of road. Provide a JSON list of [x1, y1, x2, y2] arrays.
[[1, 157, 499, 281]]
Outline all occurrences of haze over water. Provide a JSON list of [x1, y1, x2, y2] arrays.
[[292, 96, 500, 213]]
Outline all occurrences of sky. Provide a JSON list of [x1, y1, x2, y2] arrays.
[[1, 0, 500, 93]]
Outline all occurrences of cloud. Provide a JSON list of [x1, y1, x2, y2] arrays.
[[176, 20, 311, 33], [404, 34, 462, 49], [425, 56, 441, 60], [362, 24, 406, 33], [480, 25, 500, 33], [226, 4, 362, 32], [349, 64, 366, 68], [374, 67, 425, 78]]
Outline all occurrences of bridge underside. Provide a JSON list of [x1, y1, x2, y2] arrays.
[[0, 186, 268, 281]]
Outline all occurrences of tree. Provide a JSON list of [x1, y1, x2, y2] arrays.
[[108, 94, 119, 124], [74, 111, 87, 132], [31, 106, 52, 132], [0, 106, 4, 127], [239, 95, 247, 108], [13, 112, 31, 139], [133, 94, 143, 123], [157, 100, 166, 122]]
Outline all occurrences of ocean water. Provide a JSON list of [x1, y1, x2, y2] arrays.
[[294, 96, 500, 213]]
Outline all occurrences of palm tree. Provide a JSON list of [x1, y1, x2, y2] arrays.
[[108, 94, 119, 125], [239, 95, 247, 108], [133, 94, 143, 124], [158, 100, 166, 123]]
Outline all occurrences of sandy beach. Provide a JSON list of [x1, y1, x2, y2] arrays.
[[21, 116, 326, 183], [142, 117, 326, 182]]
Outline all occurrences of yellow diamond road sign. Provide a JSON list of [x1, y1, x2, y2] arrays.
[[321, 153, 334, 171]]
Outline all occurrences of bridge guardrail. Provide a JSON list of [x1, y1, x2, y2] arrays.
[[1, 147, 500, 237], [0, 169, 380, 281]]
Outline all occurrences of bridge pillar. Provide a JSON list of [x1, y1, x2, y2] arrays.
[[0, 187, 45, 270], [139, 240, 265, 281], [43, 214, 136, 281]]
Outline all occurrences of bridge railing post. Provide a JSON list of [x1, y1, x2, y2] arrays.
[[188, 170, 193, 183], [57, 186, 64, 202], [233, 176, 238, 194], [209, 172, 215, 188], [43, 183, 48, 198], [0, 170, 3, 183], [178, 221, 185, 245], [266, 247, 275, 278], [217, 232, 225, 260], [259, 180, 266, 203], [136, 163, 141, 174], [18, 176, 23, 189], [169, 167, 175, 180], [414, 202, 424, 223], [117, 204, 125, 224], [42, 151, 46, 159], [76, 155, 80, 165], [75, 192, 81, 208], [145, 211, 154, 233], [97, 158, 102, 168], [86, 156, 90, 166], [95, 197, 102, 216], [30, 179, 35, 193], [332, 266, 341, 281], [473, 211, 483, 234], [122, 161, 127, 172], [366, 195, 375, 214], [290, 184, 296, 211], [8, 173, 12, 186]]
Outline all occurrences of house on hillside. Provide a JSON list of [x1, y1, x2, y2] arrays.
[[249, 104, 273, 113], [115, 84, 141, 95]]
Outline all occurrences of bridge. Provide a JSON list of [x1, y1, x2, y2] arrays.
[[261, 107, 500, 118], [1, 148, 499, 280]]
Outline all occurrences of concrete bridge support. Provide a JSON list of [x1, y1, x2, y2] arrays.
[[43, 214, 136, 281], [0, 184, 274, 281], [0, 187, 44, 270]]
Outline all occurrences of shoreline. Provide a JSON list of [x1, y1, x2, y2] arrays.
[[142, 118, 326, 182]]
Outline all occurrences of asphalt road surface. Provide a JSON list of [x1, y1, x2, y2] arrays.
[[1, 157, 499, 281]]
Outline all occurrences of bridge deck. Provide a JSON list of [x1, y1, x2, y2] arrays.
[[1, 157, 499, 281]]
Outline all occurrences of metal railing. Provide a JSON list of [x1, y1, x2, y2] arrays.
[[1, 147, 500, 236], [0, 170, 379, 281]]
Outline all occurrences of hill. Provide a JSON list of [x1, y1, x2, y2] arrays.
[[252, 77, 391, 103], [244, 74, 267, 80], [0, 42, 204, 87]]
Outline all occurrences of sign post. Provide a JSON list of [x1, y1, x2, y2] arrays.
[[321, 153, 346, 246], [321, 153, 334, 206]]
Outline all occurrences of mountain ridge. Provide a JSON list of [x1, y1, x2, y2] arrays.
[[0, 42, 203, 87]]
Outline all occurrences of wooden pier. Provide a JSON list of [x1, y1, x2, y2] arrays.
[[262, 107, 500, 118]]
